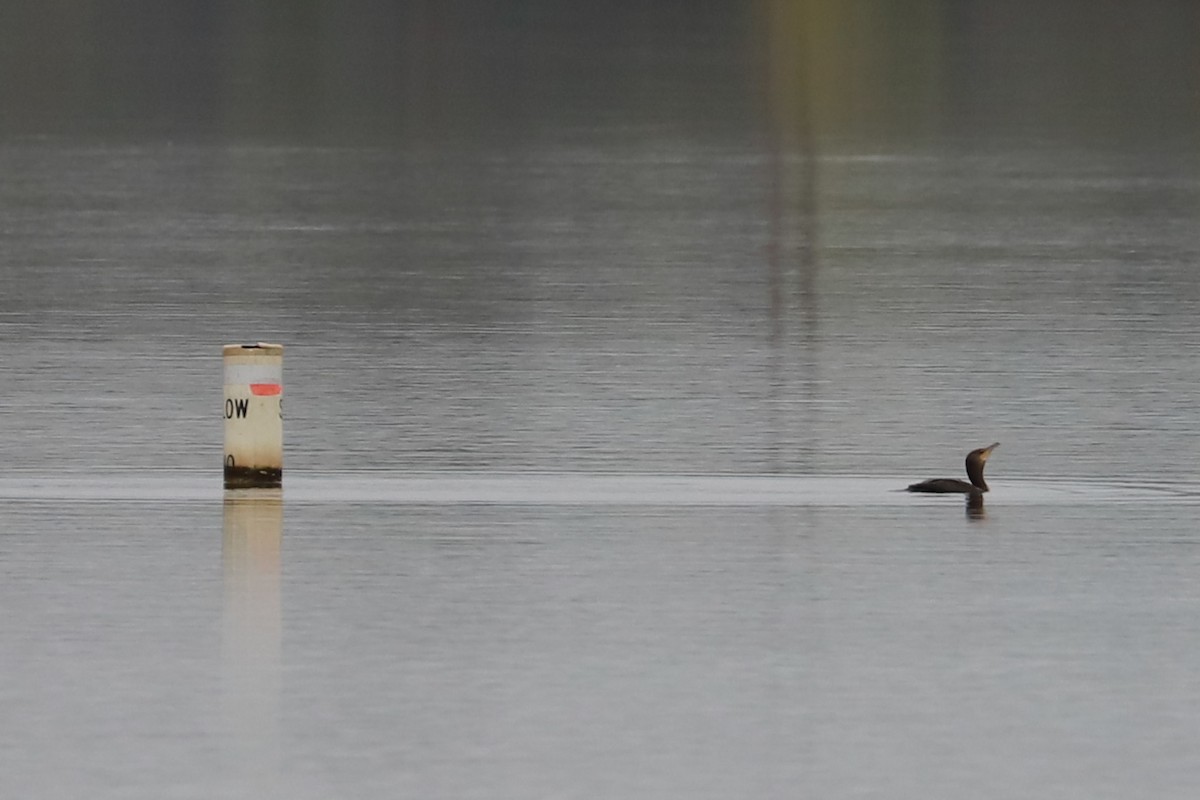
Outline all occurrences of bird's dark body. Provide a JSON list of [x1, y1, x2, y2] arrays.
[[906, 478, 980, 494], [905, 443, 999, 495]]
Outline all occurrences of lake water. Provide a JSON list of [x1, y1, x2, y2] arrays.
[[3, 3, 1200, 798]]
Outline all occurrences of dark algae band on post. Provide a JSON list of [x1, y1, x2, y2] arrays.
[[224, 465, 283, 489], [907, 443, 999, 494]]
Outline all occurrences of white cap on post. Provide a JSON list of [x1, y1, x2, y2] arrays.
[[223, 343, 283, 489]]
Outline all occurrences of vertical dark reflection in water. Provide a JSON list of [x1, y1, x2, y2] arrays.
[[965, 492, 987, 520], [762, 0, 821, 474]]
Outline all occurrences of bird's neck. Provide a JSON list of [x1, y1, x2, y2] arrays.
[[966, 457, 988, 491]]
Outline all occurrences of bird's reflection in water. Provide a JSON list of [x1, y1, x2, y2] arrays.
[[966, 492, 987, 521]]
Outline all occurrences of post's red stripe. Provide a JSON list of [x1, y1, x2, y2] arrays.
[[249, 383, 282, 396]]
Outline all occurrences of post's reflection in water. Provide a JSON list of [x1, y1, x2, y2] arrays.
[[221, 488, 282, 794]]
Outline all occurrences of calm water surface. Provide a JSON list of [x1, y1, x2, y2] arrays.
[[3, 3, 1200, 798], [4, 496, 1200, 799]]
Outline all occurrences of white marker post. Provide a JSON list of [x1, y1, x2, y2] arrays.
[[223, 343, 283, 489]]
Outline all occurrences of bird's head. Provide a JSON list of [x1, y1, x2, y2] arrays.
[[970, 442, 1000, 463]]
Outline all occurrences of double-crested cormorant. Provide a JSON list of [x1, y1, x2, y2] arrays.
[[907, 443, 999, 494]]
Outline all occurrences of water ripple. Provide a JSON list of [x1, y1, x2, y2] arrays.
[[0, 471, 1196, 507]]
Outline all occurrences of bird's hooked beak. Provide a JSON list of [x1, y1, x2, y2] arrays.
[[977, 442, 1000, 461]]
